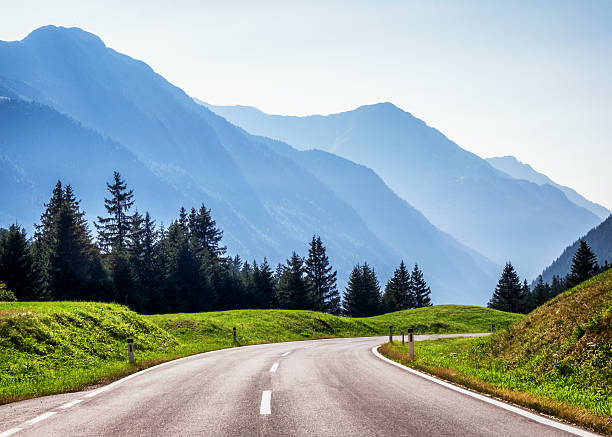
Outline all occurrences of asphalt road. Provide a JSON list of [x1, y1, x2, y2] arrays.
[[0, 334, 599, 437]]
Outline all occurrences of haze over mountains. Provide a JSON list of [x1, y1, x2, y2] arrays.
[[0, 25, 501, 304], [538, 215, 612, 285], [486, 156, 610, 221], [205, 103, 602, 279]]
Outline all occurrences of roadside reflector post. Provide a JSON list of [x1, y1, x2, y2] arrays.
[[389, 325, 393, 343], [313, 327, 316, 338], [408, 328, 414, 360], [233, 327, 237, 343], [402, 330, 405, 345], [127, 338, 134, 364], [492, 324, 496, 333]]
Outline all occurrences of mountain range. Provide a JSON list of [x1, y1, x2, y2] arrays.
[[486, 156, 610, 220], [538, 215, 612, 285], [0, 25, 501, 304], [204, 102, 603, 279]]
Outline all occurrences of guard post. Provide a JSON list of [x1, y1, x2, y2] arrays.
[[233, 327, 237, 343], [389, 325, 393, 343], [127, 338, 134, 364], [492, 324, 496, 333], [408, 328, 414, 360], [402, 330, 405, 345]]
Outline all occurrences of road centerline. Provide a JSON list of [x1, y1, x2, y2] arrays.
[[26, 411, 57, 424], [260, 390, 272, 415], [0, 428, 23, 437], [269, 362, 279, 373], [281, 351, 290, 357]]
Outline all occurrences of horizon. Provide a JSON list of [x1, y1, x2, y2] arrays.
[[1, 1, 611, 210]]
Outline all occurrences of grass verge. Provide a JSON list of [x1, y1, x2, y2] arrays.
[[0, 303, 521, 404], [379, 270, 612, 436]]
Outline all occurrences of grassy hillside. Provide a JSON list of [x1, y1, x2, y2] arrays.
[[0, 303, 519, 403], [381, 269, 612, 434]]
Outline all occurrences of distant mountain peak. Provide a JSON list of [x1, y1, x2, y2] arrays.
[[24, 25, 106, 48]]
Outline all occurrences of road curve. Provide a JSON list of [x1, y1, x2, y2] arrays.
[[0, 335, 597, 437]]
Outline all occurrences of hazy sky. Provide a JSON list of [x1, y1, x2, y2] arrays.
[[2, 0, 611, 210]]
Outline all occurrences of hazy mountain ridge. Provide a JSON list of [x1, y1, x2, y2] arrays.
[[0, 25, 500, 303], [206, 102, 601, 279], [486, 155, 610, 220], [538, 215, 612, 285]]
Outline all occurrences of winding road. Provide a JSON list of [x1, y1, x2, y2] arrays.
[[0, 335, 599, 436]]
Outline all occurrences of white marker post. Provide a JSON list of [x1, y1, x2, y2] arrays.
[[408, 328, 414, 360], [389, 326, 393, 343], [127, 338, 134, 364]]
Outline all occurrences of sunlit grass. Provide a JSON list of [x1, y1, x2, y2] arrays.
[[0, 302, 520, 404]]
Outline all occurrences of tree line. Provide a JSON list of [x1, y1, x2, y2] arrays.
[[488, 240, 609, 314], [0, 172, 432, 316]]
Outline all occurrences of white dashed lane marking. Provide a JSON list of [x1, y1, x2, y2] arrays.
[[269, 362, 279, 373], [26, 411, 57, 424], [281, 351, 290, 357], [260, 391, 271, 415], [0, 428, 23, 437]]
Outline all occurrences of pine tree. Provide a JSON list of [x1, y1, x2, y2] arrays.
[[520, 279, 531, 314], [411, 263, 432, 308], [305, 236, 340, 314], [488, 262, 524, 313], [342, 263, 382, 317], [251, 259, 276, 308], [530, 276, 549, 309], [277, 252, 311, 309], [566, 240, 599, 287], [188, 204, 226, 259], [0, 225, 38, 300], [95, 171, 135, 253], [164, 213, 215, 313], [550, 275, 566, 298], [48, 193, 104, 301], [382, 261, 414, 312]]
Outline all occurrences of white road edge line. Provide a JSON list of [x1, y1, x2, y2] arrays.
[[0, 428, 23, 437], [269, 362, 279, 373], [59, 399, 83, 409], [281, 351, 290, 357], [26, 411, 57, 424], [260, 390, 272, 415], [371, 346, 600, 437]]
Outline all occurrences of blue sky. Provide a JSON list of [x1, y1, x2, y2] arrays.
[[2, 0, 611, 209]]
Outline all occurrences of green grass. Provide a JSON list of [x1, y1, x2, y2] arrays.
[[380, 269, 612, 435], [0, 302, 520, 404]]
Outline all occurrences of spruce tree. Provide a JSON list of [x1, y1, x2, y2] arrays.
[[0, 225, 38, 300], [342, 263, 382, 317], [487, 262, 524, 313], [530, 276, 549, 309], [305, 236, 340, 315], [520, 279, 531, 314], [95, 171, 135, 253], [382, 261, 414, 312], [48, 193, 104, 300], [188, 204, 226, 259], [276, 252, 311, 309], [566, 240, 599, 287], [550, 275, 566, 298], [255, 259, 276, 308], [411, 263, 432, 308]]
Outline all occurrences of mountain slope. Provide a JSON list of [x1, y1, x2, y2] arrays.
[[539, 215, 612, 284], [252, 135, 499, 303], [487, 156, 610, 220], [0, 25, 499, 302], [205, 102, 601, 279]]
